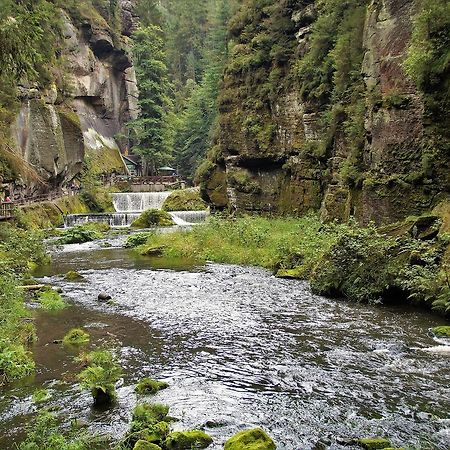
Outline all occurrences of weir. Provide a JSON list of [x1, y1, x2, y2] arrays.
[[65, 191, 209, 227]]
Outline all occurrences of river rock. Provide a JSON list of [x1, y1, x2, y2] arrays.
[[133, 441, 162, 450], [224, 428, 276, 450], [165, 430, 213, 450], [98, 292, 112, 301]]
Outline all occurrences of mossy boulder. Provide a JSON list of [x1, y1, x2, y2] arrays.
[[162, 189, 207, 212], [135, 378, 169, 395], [358, 438, 391, 449], [131, 209, 174, 228], [63, 328, 90, 346], [224, 428, 276, 450], [64, 271, 85, 281], [134, 441, 162, 450], [432, 326, 450, 337], [132, 403, 170, 428], [165, 431, 213, 450]]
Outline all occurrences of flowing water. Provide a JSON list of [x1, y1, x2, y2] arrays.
[[0, 237, 449, 449], [65, 192, 209, 227]]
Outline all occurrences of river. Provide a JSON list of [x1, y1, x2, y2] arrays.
[[0, 236, 449, 449]]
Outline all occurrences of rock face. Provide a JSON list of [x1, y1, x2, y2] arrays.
[[9, 6, 139, 198], [201, 0, 450, 225]]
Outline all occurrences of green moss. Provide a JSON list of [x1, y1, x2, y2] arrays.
[[63, 328, 90, 346], [132, 403, 170, 427], [58, 224, 106, 244], [135, 378, 169, 395], [224, 428, 276, 450], [162, 189, 207, 212], [358, 438, 391, 450], [64, 271, 85, 281], [432, 326, 450, 337], [134, 441, 162, 450], [131, 209, 175, 228], [37, 290, 67, 311], [165, 431, 213, 450], [32, 388, 52, 404]]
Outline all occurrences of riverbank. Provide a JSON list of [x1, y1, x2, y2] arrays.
[[134, 214, 450, 316]]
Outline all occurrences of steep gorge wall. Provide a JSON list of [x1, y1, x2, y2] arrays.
[[200, 0, 450, 225], [6, 1, 139, 199]]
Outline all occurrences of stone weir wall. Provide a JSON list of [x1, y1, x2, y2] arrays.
[[201, 0, 450, 226], [8, 2, 139, 200]]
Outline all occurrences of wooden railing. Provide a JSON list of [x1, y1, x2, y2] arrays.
[[0, 202, 14, 220]]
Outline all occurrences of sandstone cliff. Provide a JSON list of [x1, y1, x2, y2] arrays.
[[200, 0, 450, 225], [5, 1, 139, 199]]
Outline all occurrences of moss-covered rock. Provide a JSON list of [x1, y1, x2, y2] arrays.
[[63, 328, 90, 346], [132, 403, 170, 428], [135, 378, 169, 395], [162, 189, 207, 212], [224, 428, 276, 450], [358, 438, 391, 449], [131, 209, 174, 228], [133, 441, 162, 450], [165, 431, 213, 450], [64, 271, 85, 282], [432, 326, 450, 337]]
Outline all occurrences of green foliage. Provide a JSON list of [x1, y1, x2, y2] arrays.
[[77, 350, 122, 405], [63, 328, 90, 346], [404, 0, 450, 91], [125, 232, 155, 248], [37, 290, 68, 311], [32, 388, 52, 404], [432, 326, 450, 337], [129, 25, 174, 174], [0, 340, 35, 384], [162, 189, 207, 211], [131, 209, 174, 228], [135, 378, 169, 395], [18, 410, 102, 450], [58, 224, 106, 245]]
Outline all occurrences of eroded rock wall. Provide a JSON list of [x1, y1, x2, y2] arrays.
[[10, 6, 138, 198], [203, 0, 449, 225]]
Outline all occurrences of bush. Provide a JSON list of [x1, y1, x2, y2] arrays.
[[37, 290, 67, 311], [131, 210, 174, 228], [63, 328, 90, 346], [0, 340, 35, 384], [58, 224, 106, 244], [124, 232, 155, 248], [77, 350, 122, 406]]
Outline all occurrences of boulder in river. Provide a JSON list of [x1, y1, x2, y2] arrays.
[[358, 437, 392, 449], [432, 326, 450, 337], [98, 292, 112, 301], [64, 271, 85, 282], [224, 428, 276, 450], [165, 430, 213, 450], [134, 440, 162, 450], [135, 378, 169, 395]]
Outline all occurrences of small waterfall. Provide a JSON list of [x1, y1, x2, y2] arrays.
[[64, 213, 141, 228], [170, 211, 209, 225], [65, 191, 209, 228], [113, 192, 172, 213]]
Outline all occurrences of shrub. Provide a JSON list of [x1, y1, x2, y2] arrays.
[[131, 209, 174, 228], [0, 340, 35, 384], [63, 328, 90, 346], [37, 290, 67, 311], [77, 350, 122, 406], [124, 232, 155, 248]]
